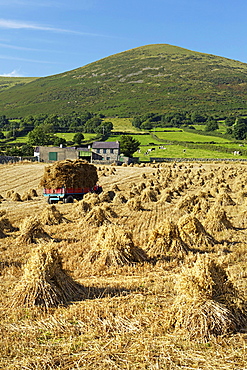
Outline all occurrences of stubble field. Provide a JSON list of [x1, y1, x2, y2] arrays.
[[0, 160, 247, 369]]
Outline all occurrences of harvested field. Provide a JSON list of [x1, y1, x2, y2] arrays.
[[0, 160, 247, 369]]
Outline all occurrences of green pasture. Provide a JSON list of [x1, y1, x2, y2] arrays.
[[107, 133, 160, 145], [153, 130, 229, 143], [105, 118, 140, 132], [55, 132, 97, 142], [134, 144, 247, 161], [193, 123, 226, 134]]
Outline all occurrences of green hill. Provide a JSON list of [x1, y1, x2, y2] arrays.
[[0, 76, 37, 92], [1, 44, 247, 118]]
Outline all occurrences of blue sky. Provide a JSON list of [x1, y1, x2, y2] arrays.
[[0, 0, 247, 77]]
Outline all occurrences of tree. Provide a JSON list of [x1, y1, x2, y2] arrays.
[[95, 121, 113, 136], [21, 144, 35, 156], [225, 116, 236, 127], [204, 119, 219, 132], [191, 112, 207, 123], [119, 135, 140, 157], [53, 137, 67, 147], [232, 118, 247, 140], [73, 132, 84, 146], [27, 126, 54, 146]]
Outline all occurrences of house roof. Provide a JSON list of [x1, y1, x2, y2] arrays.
[[92, 141, 119, 149]]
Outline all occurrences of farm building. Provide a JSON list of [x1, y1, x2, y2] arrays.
[[91, 141, 120, 162], [34, 145, 91, 163], [34, 141, 132, 164]]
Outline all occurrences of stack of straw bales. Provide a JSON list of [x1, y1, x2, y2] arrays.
[[113, 193, 127, 205], [146, 219, 190, 259], [99, 190, 115, 203], [83, 224, 147, 267], [126, 196, 143, 211], [141, 188, 157, 202], [216, 192, 236, 206], [11, 243, 85, 309], [170, 254, 247, 341], [17, 217, 51, 244], [0, 211, 16, 233], [178, 214, 216, 249], [83, 205, 111, 226], [40, 205, 66, 225], [72, 199, 91, 218], [21, 191, 32, 201], [204, 206, 234, 233], [10, 192, 22, 202], [40, 159, 98, 189], [83, 192, 100, 207]]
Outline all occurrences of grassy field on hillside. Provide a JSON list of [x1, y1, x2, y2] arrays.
[[152, 130, 230, 143], [104, 118, 140, 132], [134, 144, 247, 160], [2, 44, 247, 117]]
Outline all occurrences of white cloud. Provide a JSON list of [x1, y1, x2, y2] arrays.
[[0, 54, 59, 64], [0, 69, 24, 77], [0, 18, 104, 37]]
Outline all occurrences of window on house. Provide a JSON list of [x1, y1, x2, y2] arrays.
[[96, 149, 100, 153], [106, 157, 110, 160], [110, 149, 114, 153], [103, 149, 107, 154], [49, 152, 57, 161]]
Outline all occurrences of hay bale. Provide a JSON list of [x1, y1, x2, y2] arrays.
[[17, 217, 51, 244], [170, 254, 247, 341], [99, 190, 115, 203], [72, 199, 91, 218], [10, 192, 22, 202], [11, 243, 85, 309], [28, 188, 38, 197], [102, 204, 118, 219], [204, 206, 234, 233], [0, 222, 5, 238], [6, 190, 14, 198], [0, 214, 16, 232], [158, 190, 173, 203], [83, 192, 100, 207], [40, 205, 66, 225], [111, 184, 121, 192], [176, 194, 198, 213], [83, 224, 147, 267], [83, 205, 110, 226], [40, 159, 98, 189], [129, 186, 141, 198], [113, 193, 127, 204], [216, 192, 236, 206], [178, 214, 217, 248], [192, 198, 210, 216], [237, 190, 247, 204], [146, 220, 190, 259], [126, 196, 143, 211], [141, 188, 157, 202], [21, 191, 32, 201]]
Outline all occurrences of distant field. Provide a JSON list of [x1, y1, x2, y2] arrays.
[[134, 144, 247, 161], [105, 118, 140, 132], [108, 133, 160, 145], [153, 130, 230, 143], [55, 132, 97, 142]]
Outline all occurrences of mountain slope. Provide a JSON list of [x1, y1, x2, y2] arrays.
[[1, 44, 247, 117]]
